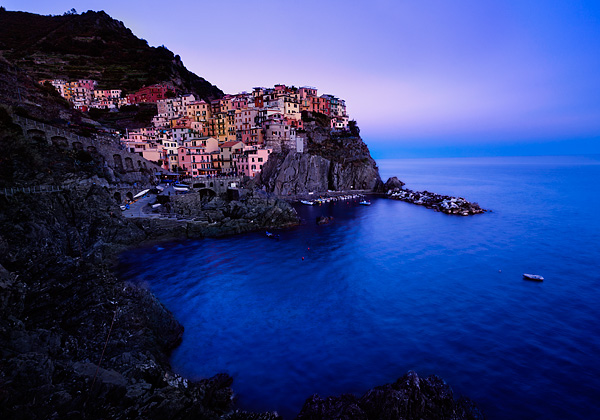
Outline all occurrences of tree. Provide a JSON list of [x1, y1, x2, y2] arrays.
[[349, 120, 360, 137]]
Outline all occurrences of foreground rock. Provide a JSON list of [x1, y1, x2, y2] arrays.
[[0, 188, 251, 419], [297, 371, 484, 420]]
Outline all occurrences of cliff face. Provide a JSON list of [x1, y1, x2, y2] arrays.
[[0, 186, 245, 420], [255, 121, 382, 196]]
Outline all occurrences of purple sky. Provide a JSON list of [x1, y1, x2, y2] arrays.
[[5, 0, 600, 157]]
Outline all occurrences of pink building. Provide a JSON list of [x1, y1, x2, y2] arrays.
[[299, 86, 317, 99], [231, 93, 249, 110], [235, 109, 258, 144], [77, 79, 97, 90], [237, 146, 273, 177]]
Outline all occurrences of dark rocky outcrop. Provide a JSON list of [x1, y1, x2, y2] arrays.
[[296, 371, 484, 420], [316, 216, 334, 225], [158, 191, 299, 237], [0, 187, 246, 420], [253, 120, 381, 196], [377, 176, 405, 192]]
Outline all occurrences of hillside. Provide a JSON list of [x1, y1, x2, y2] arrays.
[[0, 9, 222, 99]]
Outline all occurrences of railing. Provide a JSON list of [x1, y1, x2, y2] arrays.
[[11, 114, 122, 147], [1, 184, 65, 196]]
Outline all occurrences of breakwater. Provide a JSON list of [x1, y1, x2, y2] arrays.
[[386, 188, 485, 215]]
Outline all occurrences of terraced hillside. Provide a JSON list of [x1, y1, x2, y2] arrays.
[[0, 9, 222, 99]]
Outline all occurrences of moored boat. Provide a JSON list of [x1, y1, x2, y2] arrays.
[[265, 231, 280, 239], [523, 273, 544, 282], [359, 200, 371, 206], [300, 200, 314, 205]]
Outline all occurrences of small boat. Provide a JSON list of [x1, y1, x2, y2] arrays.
[[300, 200, 314, 205], [523, 273, 544, 282], [265, 231, 280, 239], [359, 200, 371, 206]]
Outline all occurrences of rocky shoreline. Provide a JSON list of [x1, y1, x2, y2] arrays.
[[0, 185, 485, 420], [297, 371, 484, 420]]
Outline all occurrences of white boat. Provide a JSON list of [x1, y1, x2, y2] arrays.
[[359, 200, 371, 206], [173, 186, 190, 192], [300, 200, 314, 205], [133, 189, 150, 199], [523, 273, 544, 282]]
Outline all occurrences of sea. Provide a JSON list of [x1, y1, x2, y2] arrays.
[[117, 155, 600, 419]]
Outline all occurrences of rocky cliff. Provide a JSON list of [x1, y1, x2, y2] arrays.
[[254, 119, 382, 196], [0, 185, 271, 420], [297, 371, 483, 420]]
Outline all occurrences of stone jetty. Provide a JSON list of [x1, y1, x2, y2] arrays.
[[387, 188, 485, 215], [381, 177, 486, 216]]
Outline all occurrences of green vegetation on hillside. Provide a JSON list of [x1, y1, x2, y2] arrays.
[[0, 10, 223, 100]]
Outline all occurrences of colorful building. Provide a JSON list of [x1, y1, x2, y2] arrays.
[[127, 83, 173, 104], [237, 145, 273, 177]]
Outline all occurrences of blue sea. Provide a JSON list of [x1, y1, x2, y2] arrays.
[[118, 155, 600, 419]]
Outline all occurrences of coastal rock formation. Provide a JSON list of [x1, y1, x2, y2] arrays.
[[296, 371, 484, 420], [377, 176, 406, 192], [159, 191, 299, 236], [316, 216, 334, 225], [0, 187, 246, 420], [386, 187, 485, 216], [254, 119, 381, 196]]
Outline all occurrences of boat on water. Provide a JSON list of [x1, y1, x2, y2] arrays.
[[523, 273, 544, 282], [359, 200, 371, 206], [265, 231, 280, 239], [300, 200, 314, 205]]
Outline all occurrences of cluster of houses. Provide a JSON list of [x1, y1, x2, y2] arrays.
[[39, 79, 127, 111], [40, 79, 351, 178]]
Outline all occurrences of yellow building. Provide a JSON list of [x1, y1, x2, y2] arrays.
[[186, 100, 211, 122]]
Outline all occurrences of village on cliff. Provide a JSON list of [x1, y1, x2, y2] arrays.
[[38, 79, 351, 179]]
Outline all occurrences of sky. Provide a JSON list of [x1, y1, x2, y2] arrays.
[[4, 0, 600, 158]]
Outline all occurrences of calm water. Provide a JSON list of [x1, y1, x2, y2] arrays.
[[118, 155, 600, 419]]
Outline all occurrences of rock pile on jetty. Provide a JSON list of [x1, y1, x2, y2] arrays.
[[382, 178, 485, 216], [387, 189, 485, 215]]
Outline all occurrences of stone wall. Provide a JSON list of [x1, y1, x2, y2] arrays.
[[12, 115, 161, 184]]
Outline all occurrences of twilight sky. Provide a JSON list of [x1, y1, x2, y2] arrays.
[[5, 0, 600, 158]]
